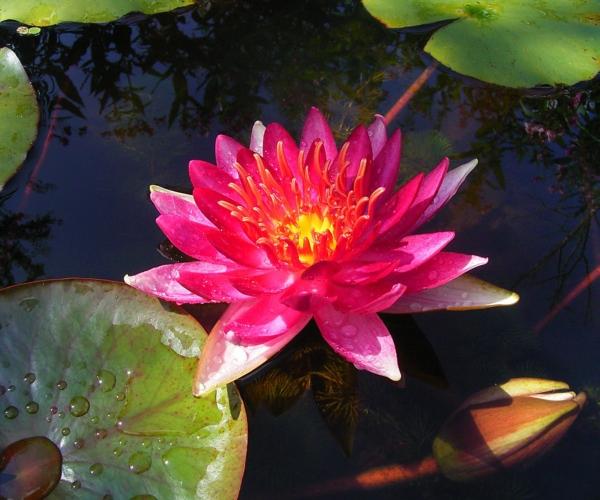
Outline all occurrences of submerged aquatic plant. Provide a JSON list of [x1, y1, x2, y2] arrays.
[[126, 107, 519, 395]]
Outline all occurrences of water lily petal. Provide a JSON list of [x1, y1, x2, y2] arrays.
[[314, 302, 401, 381], [397, 252, 489, 293], [193, 187, 245, 235], [156, 214, 234, 265], [376, 172, 424, 234], [301, 107, 338, 161], [250, 120, 266, 155], [215, 134, 244, 177], [229, 269, 298, 296], [365, 129, 401, 197], [124, 262, 230, 304], [206, 228, 274, 269], [341, 124, 372, 187], [385, 275, 519, 313], [262, 122, 300, 180], [149, 185, 214, 226], [332, 259, 401, 285], [367, 114, 387, 157], [415, 159, 478, 229], [189, 160, 240, 200], [194, 299, 311, 395], [177, 269, 252, 303], [334, 281, 407, 314]]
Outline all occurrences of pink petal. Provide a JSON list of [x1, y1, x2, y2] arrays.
[[156, 214, 234, 265], [189, 160, 239, 199], [333, 281, 407, 314], [149, 185, 214, 226], [177, 269, 252, 303], [125, 262, 230, 304], [194, 299, 311, 395], [414, 159, 478, 229], [300, 107, 337, 161], [205, 228, 273, 269], [341, 125, 372, 187], [363, 232, 455, 273], [376, 173, 424, 234], [396, 251, 488, 293], [193, 187, 245, 235], [262, 123, 300, 180], [279, 272, 333, 312], [314, 302, 401, 381], [332, 260, 401, 285], [250, 120, 266, 155], [384, 274, 520, 313], [229, 269, 298, 296], [365, 129, 401, 197], [367, 114, 387, 158], [380, 158, 448, 239], [215, 134, 244, 177]]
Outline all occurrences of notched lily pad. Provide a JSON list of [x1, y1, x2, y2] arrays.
[[0, 0, 195, 26], [0, 279, 247, 499], [362, 0, 600, 88], [0, 47, 39, 190]]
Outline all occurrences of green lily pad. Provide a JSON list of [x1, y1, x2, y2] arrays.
[[0, 279, 247, 499], [0, 48, 39, 191], [362, 0, 600, 88], [0, 0, 194, 26]]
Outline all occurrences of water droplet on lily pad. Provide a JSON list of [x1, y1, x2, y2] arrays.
[[61, 427, 70, 436], [71, 480, 81, 489], [96, 369, 116, 392], [23, 372, 36, 384], [56, 380, 67, 390], [7, 385, 15, 392], [73, 438, 85, 449], [89, 463, 104, 476], [69, 395, 90, 417], [25, 401, 39, 414], [128, 451, 152, 474], [116, 392, 126, 401], [4, 405, 18, 419], [0, 437, 61, 499]]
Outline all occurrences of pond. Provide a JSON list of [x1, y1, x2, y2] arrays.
[[0, 1, 599, 499]]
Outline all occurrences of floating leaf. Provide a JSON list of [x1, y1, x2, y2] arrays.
[[0, 48, 39, 190], [0, 0, 195, 26], [362, 0, 600, 88], [0, 280, 247, 499]]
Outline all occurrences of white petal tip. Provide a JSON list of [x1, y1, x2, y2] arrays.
[[123, 274, 133, 285]]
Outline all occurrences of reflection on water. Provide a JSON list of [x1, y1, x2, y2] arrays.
[[0, 1, 599, 499]]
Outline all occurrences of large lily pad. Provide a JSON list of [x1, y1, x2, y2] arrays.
[[0, 48, 39, 191], [0, 0, 194, 26], [362, 0, 600, 88], [0, 280, 247, 499]]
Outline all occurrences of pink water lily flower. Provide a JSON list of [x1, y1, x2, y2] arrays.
[[125, 107, 519, 396]]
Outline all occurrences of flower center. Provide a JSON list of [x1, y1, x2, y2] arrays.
[[220, 140, 385, 267]]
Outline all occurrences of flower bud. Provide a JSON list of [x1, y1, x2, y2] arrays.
[[433, 378, 586, 481]]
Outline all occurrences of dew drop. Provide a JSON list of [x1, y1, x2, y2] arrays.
[[7, 385, 15, 392], [73, 439, 85, 449], [95, 428, 108, 440], [61, 427, 70, 436], [341, 325, 357, 337], [113, 448, 123, 457], [461, 291, 469, 299], [23, 372, 36, 384], [69, 396, 90, 417], [57, 411, 65, 419], [128, 451, 152, 474], [25, 401, 39, 414], [118, 438, 127, 447], [56, 380, 67, 390], [49, 406, 58, 415], [141, 439, 151, 448], [116, 392, 126, 401], [4, 405, 18, 419], [96, 369, 116, 392], [71, 480, 81, 490], [90, 416, 99, 424], [89, 463, 104, 476], [45, 416, 52, 422], [19, 297, 39, 311], [0, 437, 62, 498]]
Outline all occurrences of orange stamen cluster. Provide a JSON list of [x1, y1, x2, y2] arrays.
[[218, 140, 385, 267]]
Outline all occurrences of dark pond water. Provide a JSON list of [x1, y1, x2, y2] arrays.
[[1, 2, 599, 498]]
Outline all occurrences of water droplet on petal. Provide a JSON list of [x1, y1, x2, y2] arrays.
[[341, 325, 357, 337], [69, 396, 90, 417]]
